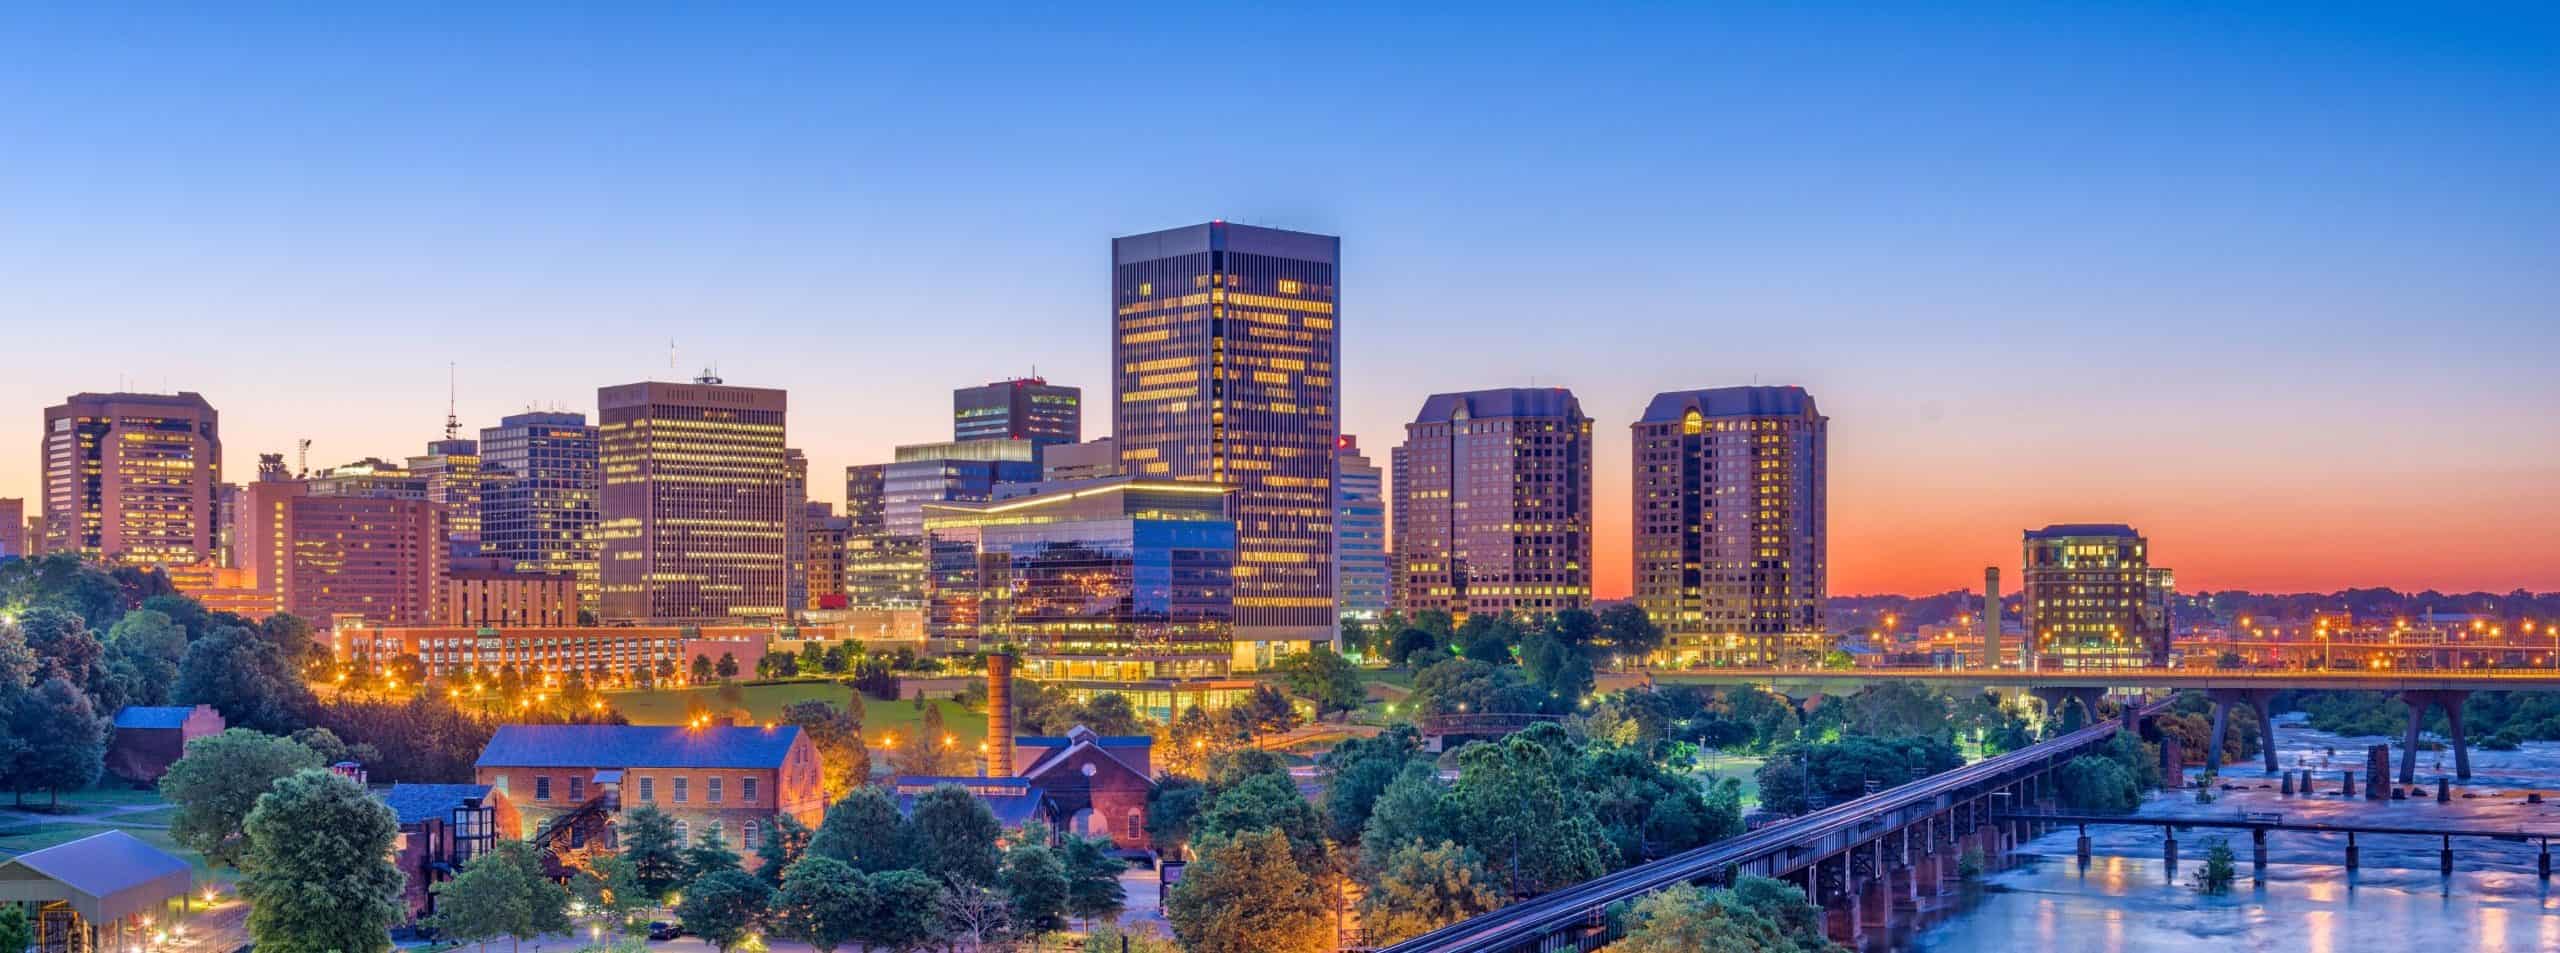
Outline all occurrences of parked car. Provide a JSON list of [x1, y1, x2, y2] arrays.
[[647, 922, 685, 941]]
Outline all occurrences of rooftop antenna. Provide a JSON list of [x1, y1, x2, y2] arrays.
[[695, 364, 723, 385], [669, 339, 679, 380], [296, 439, 312, 479], [443, 362, 461, 440]]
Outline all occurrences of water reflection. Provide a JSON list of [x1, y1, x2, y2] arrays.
[[1902, 716, 2560, 951]]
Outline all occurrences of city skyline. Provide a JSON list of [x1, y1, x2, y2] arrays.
[[4, 6, 2554, 597]]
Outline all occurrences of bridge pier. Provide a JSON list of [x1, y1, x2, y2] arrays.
[[2346, 831, 2359, 871], [2031, 686, 2105, 733], [2252, 828, 2268, 872], [2206, 689, 2280, 774], [2395, 690, 2474, 781]]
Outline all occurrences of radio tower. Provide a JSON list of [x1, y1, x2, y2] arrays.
[[443, 362, 461, 440]]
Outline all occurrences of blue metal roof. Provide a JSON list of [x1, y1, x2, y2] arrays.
[[474, 724, 802, 770], [890, 777, 1051, 829], [1412, 388, 1585, 424], [1638, 386, 1819, 423], [2024, 523, 2143, 540], [112, 706, 198, 730], [379, 783, 493, 825]]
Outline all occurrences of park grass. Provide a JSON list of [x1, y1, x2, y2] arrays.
[[1694, 752, 1767, 806], [602, 680, 990, 748]]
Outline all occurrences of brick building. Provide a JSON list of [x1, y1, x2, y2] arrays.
[[378, 783, 518, 922], [443, 565, 578, 627], [472, 724, 823, 865]]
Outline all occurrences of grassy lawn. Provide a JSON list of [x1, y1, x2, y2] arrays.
[[602, 680, 989, 748], [1694, 752, 1767, 806]]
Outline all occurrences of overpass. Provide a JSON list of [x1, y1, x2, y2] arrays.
[[1642, 667, 2560, 780], [1376, 703, 2163, 953]]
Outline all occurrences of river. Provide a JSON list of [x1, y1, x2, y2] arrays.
[[1897, 714, 2560, 952]]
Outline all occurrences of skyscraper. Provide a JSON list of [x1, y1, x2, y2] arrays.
[[1112, 221, 1340, 660], [1332, 436, 1389, 620], [2022, 524, 2173, 669], [954, 377, 1081, 461], [785, 448, 810, 616], [1632, 386, 1828, 665], [0, 498, 23, 559], [597, 377, 790, 623], [1392, 389, 1593, 619], [240, 462, 448, 627], [408, 437, 484, 559], [40, 392, 222, 566], [478, 411, 600, 611]]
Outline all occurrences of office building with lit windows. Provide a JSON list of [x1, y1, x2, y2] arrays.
[[1632, 386, 1827, 665], [2022, 523, 2173, 669], [803, 502, 851, 611], [954, 378, 1081, 461], [40, 391, 222, 566], [922, 477, 1251, 718], [1112, 221, 1339, 662], [240, 467, 450, 627], [1392, 389, 1593, 620], [478, 412, 600, 612], [597, 378, 791, 624], [0, 498, 22, 559], [1333, 436, 1389, 620], [408, 438, 484, 559]]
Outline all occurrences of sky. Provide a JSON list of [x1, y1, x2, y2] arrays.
[[2, 3, 2554, 598]]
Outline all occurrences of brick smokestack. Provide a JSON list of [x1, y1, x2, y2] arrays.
[[986, 653, 1014, 776], [1982, 566, 2001, 670]]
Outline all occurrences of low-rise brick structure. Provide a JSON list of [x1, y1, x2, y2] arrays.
[[472, 724, 823, 866]]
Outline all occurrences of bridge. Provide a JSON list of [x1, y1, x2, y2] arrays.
[[1998, 809, 2560, 877], [1642, 667, 2560, 781], [1377, 703, 2165, 953]]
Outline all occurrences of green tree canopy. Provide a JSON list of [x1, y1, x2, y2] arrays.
[[674, 868, 770, 953], [1164, 829, 1334, 953], [615, 805, 688, 901], [1356, 839, 1506, 945], [162, 728, 324, 868], [806, 786, 922, 873], [768, 856, 871, 953], [910, 783, 1002, 885], [242, 770, 405, 953]]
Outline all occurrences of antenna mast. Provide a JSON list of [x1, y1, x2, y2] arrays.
[[443, 362, 460, 440]]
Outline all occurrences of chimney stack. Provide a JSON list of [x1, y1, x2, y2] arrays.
[[986, 653, 1015, 776], [1982, 566, 2001, 670]]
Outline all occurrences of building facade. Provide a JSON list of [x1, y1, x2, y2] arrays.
[[40, 392, 222, 566], [1391, 389, 1592, 620], [954, 377, 1081, 461], [803, 502, 850, 611], [478, 412, 601, 613], [1631, 386, 1828, 665], [2021, 523, 2173, 669], [443, 566, 579, 628], [923, 477, 1241, 713], [408, 438, 484, 559], [240, 474, 449, 627], [473, 725, 824, 868], [1112, 221, 1340, 657], [0, 498, 22, 559], [1331, 436, 1389, 620], [597, 378, 791, 624], [343, 624, 767, 686], [1041, 437, 1119, 483]]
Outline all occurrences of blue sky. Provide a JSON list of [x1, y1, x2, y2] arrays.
[[3, 3, 2554, 593]]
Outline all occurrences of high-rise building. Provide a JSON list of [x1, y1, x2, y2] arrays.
[[1391, 389, 1593, 620], [478, 412, 601, 611], [923, 476, 1248, 718], [41, 392, 222, 566], [240, 467, 449, 627], [597, 378, 791, 624], [803, 502, 851, 612], [2022, 524, 2173, 669], [785, 449, 809, 617], [1332, 436, 1389, 620], [878, 440, 1041, 537], [843, 464, 887, 535], [408, 438, 484, 559], [1632, 386, 1828, 665], [954, 378, 1081, 461], [1112, 221, 1340, 659], [0, 498, 23, 559]]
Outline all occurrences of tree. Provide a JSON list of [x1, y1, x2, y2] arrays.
[[1245, 684, 1303, 737], [289, 727, 381, 769], [938, 876, 1012, 952], [857, 869, 944, 952], [1755, 735, 1963, 815], [1274, 647, 1364, 717], [998, 838, 1071, 939], [782, 699, 870, 800], [0, 907, 29, 953], [685, 827, 744, 880], [430, 841, 570, 953], [674, 869, 770, 953], [754, 814, 814, 887], [574, 853, 655, 942], [176, 625, 313, 734], [1844, 682, 1953, 740], [15, 607, 102, 687], [768, 856, 871, 953], [7, 676, 106, 805], [242, 769, 405, 953], [616, 805, 688, 901], [162, 728, 325, 867], [257, 612, 327, 671], [1447, 727, 1609, 895], [2054, 754, 2142, 812], [1359, 764, 1453, 861], [1596, 603, 1665, 664], [1164, 829, 1333, 953], [1193, 772, 1329, 871], [1357, 840, 1505, 945], [1143, 775, 1207, 858], [105, 608, 188, 708], [1519, 631, 1595, 710], [1057, 831, 1127, 924], [2191, 837, 2238, 895], [716, 652, 740, 680], [806, 786, 922, 873], [890, 703, 962, 775], [1320, 725, 1424, 841], [1600, 878, 1841, 953], [691, 654, 713, 684], [911, 783, 1002, 885]]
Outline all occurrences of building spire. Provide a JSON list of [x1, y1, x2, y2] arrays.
[[443, 362, 461, 440]]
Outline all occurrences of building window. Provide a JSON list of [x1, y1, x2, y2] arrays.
[[673, 777, 689, 803], [741, 777, 757, 803], [534, 776, 552, 801], [1124, 810, 1142, 841], [742, 820, 759, 849], [673, 820, 689, 843], [637, 777, 655, 803], [569, 776, 585, 802]]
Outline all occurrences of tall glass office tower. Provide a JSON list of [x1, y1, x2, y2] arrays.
[[596, 377, 790, 623], [478, 411, 600, 612], [1112, 221, 1340, 661], [1632, 386, 1828, 665]]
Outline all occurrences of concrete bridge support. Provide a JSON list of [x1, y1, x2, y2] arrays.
[[2205, 688, 2280, 774], [2031, 686, 2107, 732], [2398, 690, 2474, 782]]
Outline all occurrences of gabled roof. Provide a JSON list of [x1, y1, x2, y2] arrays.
[[0, 831, 193, 922], [1020, 739, 1153, 784], [112, 706, 199, 730], [1638, 386, 1819, 423], [474, 725, 802, 770], [380, 783, 494, 825]]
